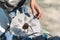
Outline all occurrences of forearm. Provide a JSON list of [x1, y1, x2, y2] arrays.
[[30, 0, 35, 13], [34, 3, 42, 14]]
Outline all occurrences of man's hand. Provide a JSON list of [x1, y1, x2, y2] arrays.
[[30, 0, 43, 19]]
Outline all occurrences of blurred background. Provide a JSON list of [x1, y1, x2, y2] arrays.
[[37, 0, 60, 36]]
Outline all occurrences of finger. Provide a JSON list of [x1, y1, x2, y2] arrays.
[[37, 15, 40, 19], [38, 13, 43, 19]]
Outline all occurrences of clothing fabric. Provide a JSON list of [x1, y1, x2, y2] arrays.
[[0, 0, 30, 11], [10, 5, 41, 38], [0, 1, 42, 40], [0, 8, 9, 36]]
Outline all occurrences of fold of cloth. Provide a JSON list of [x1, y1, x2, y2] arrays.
[[10, 5, 41, 38], [0, 8, 9, 36]]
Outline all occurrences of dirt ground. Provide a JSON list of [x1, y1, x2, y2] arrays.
[[37, 0, 60, 37]]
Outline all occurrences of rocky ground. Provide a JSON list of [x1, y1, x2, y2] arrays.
[[37, 0, 60, 37]]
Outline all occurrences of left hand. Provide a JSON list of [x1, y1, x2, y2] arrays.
[[30, 0, 43, 19]]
